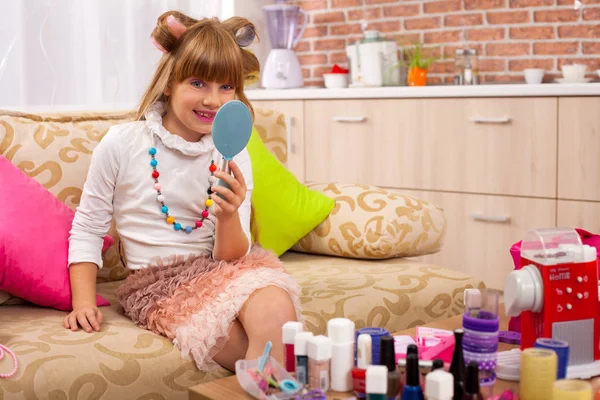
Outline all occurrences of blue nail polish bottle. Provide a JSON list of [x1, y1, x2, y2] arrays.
[[401, 353, 424, 400]]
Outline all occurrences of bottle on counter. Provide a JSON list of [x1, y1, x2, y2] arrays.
[[308, 335, 332, 392], [462, 361, 484, 400], [449, 329, 466, 400], [366, 365, 388, 400], [294, 331, 313, 385], [282, 321, 303, 373], [380, 335, 401, 400], [352, 333, 372, 399], [328, 318, 355, 392], [401, 353, 424, 400], [425, 369, 454, 400]]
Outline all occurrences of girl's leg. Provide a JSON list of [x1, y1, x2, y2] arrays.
[[237, 286, 298, 364], [212, 319, 249, 371]]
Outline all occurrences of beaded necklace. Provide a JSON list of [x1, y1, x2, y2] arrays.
[[148, 147, 216, 233]]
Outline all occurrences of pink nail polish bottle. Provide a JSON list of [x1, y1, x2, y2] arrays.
[[282, 321, 303, 373]]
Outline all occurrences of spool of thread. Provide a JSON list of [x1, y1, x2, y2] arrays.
[[355, 327, 389, 365], [553, 380, 593, 400], [534, 338, 569, 379], [520, 348, 557, 400]]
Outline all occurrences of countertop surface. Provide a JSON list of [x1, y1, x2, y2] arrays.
[[246, 83, 600, 101]]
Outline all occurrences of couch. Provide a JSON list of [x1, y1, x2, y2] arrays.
[[0, 106, 484, 399]]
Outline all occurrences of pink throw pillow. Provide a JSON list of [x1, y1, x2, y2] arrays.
[[0, 156, 110, 311]]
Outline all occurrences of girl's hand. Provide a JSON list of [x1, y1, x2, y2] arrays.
[[211, 161, 247, 219], [63, 304, 103, 333]]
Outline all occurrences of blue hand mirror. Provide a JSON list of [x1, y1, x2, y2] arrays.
[[212, 100, 253, 199]]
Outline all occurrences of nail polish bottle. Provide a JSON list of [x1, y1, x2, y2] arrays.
[[425, 370, 454, 400], [398, 344, 419, 388], [328, 318, 355, 392], [282, 321, 303, 373], [449, 329, 465, 400], [401, 353, 424, 400], [431, 359, 444, 372], [294, 331, 313, 385], [352, 333, 372, 399], [308, 335, 332, 392], [366, 365, 388, 400], [461, 361, 483, 400], [380, 336, 401, 400]]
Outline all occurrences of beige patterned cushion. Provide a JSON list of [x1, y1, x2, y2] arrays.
[[292, 183, 446, 259], [0, 252, 484, 399], [253, 107, 288, 166], [0, 107, 289, 284]]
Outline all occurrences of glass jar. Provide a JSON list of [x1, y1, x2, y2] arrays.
[[454, 49, 479, 85]]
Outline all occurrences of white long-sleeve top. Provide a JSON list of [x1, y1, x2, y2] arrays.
[[68, 102, 253, 270]]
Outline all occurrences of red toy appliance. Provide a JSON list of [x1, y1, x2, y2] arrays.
[[504, 228, 600, 365]]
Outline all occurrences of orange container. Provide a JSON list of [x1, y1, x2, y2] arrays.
[[408, 67, 427, 86]]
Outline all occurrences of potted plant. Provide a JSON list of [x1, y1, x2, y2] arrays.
[[402, 42, 440, 86]]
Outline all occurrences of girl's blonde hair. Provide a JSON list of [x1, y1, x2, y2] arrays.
[[136, 11, 260, 121]]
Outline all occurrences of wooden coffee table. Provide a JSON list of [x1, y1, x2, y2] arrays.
[[188, 310, 535, 399]]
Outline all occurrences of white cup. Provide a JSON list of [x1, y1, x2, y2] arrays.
[[323, 73, 349, 89], [561, 64, 587, 82], [524, 68, 544, 84]]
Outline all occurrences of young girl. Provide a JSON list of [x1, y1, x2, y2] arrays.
[[64, 11, 302, 372]]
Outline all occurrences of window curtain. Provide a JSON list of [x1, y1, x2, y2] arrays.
[[0, 0, 222, 110]]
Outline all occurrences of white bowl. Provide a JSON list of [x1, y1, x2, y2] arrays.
[[323, 73, 349, 89], [561, 64, 587, 82], [524, 68, 544, 84]]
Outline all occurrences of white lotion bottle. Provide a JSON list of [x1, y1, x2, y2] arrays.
[[327, 318, 355, 391]]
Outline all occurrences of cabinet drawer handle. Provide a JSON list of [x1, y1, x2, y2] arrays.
[[332, 116, 367, 123], [470, 212, 511, 223], [470, 116, 512, 124]]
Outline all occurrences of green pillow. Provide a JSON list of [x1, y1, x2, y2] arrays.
[[247, 127, 335, 256]]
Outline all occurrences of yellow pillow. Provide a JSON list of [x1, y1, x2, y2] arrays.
[[247, 127, 335, 256]]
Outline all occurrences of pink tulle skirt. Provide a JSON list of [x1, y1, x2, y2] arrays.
[[115, 245, 303, 371]]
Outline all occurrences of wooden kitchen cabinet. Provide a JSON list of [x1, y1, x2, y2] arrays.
[[557, 200, 600, 234], [405, 190, 556, 290], [558, 97, 600, 202], [304, 98, 557, 198]]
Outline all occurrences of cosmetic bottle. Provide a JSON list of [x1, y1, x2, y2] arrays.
[[328, 318, 355, 392], [366, 365, 388, 400], [461, 361, 483, 400], [282, 321, 303, 373], [449, 329, 465, 400], [431, 359, 444, 372], [308, 335, 332, 392], [352, 333, 372, 399], [380, 336, 401, 400], [401, 353, 424, 400], [425, 370, 454, 400], [295, 331, 313, 385]]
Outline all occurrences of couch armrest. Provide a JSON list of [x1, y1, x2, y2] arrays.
[[292, 183, 446, 259]]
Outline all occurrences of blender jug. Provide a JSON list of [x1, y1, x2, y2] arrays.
[[264, 2, 307, 50]]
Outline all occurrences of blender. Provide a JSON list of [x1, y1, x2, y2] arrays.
[[262, 0, 307, 89]]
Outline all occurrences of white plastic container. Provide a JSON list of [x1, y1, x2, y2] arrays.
[[327, 318, 355, 391]]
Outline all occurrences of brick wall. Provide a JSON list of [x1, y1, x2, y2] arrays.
[[292, 0, 600, 85]]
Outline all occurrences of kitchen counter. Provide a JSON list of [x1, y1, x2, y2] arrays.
[[246, 83, 600, 100]]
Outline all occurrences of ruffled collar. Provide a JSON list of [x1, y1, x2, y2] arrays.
[[144, 102, 215, 157]]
